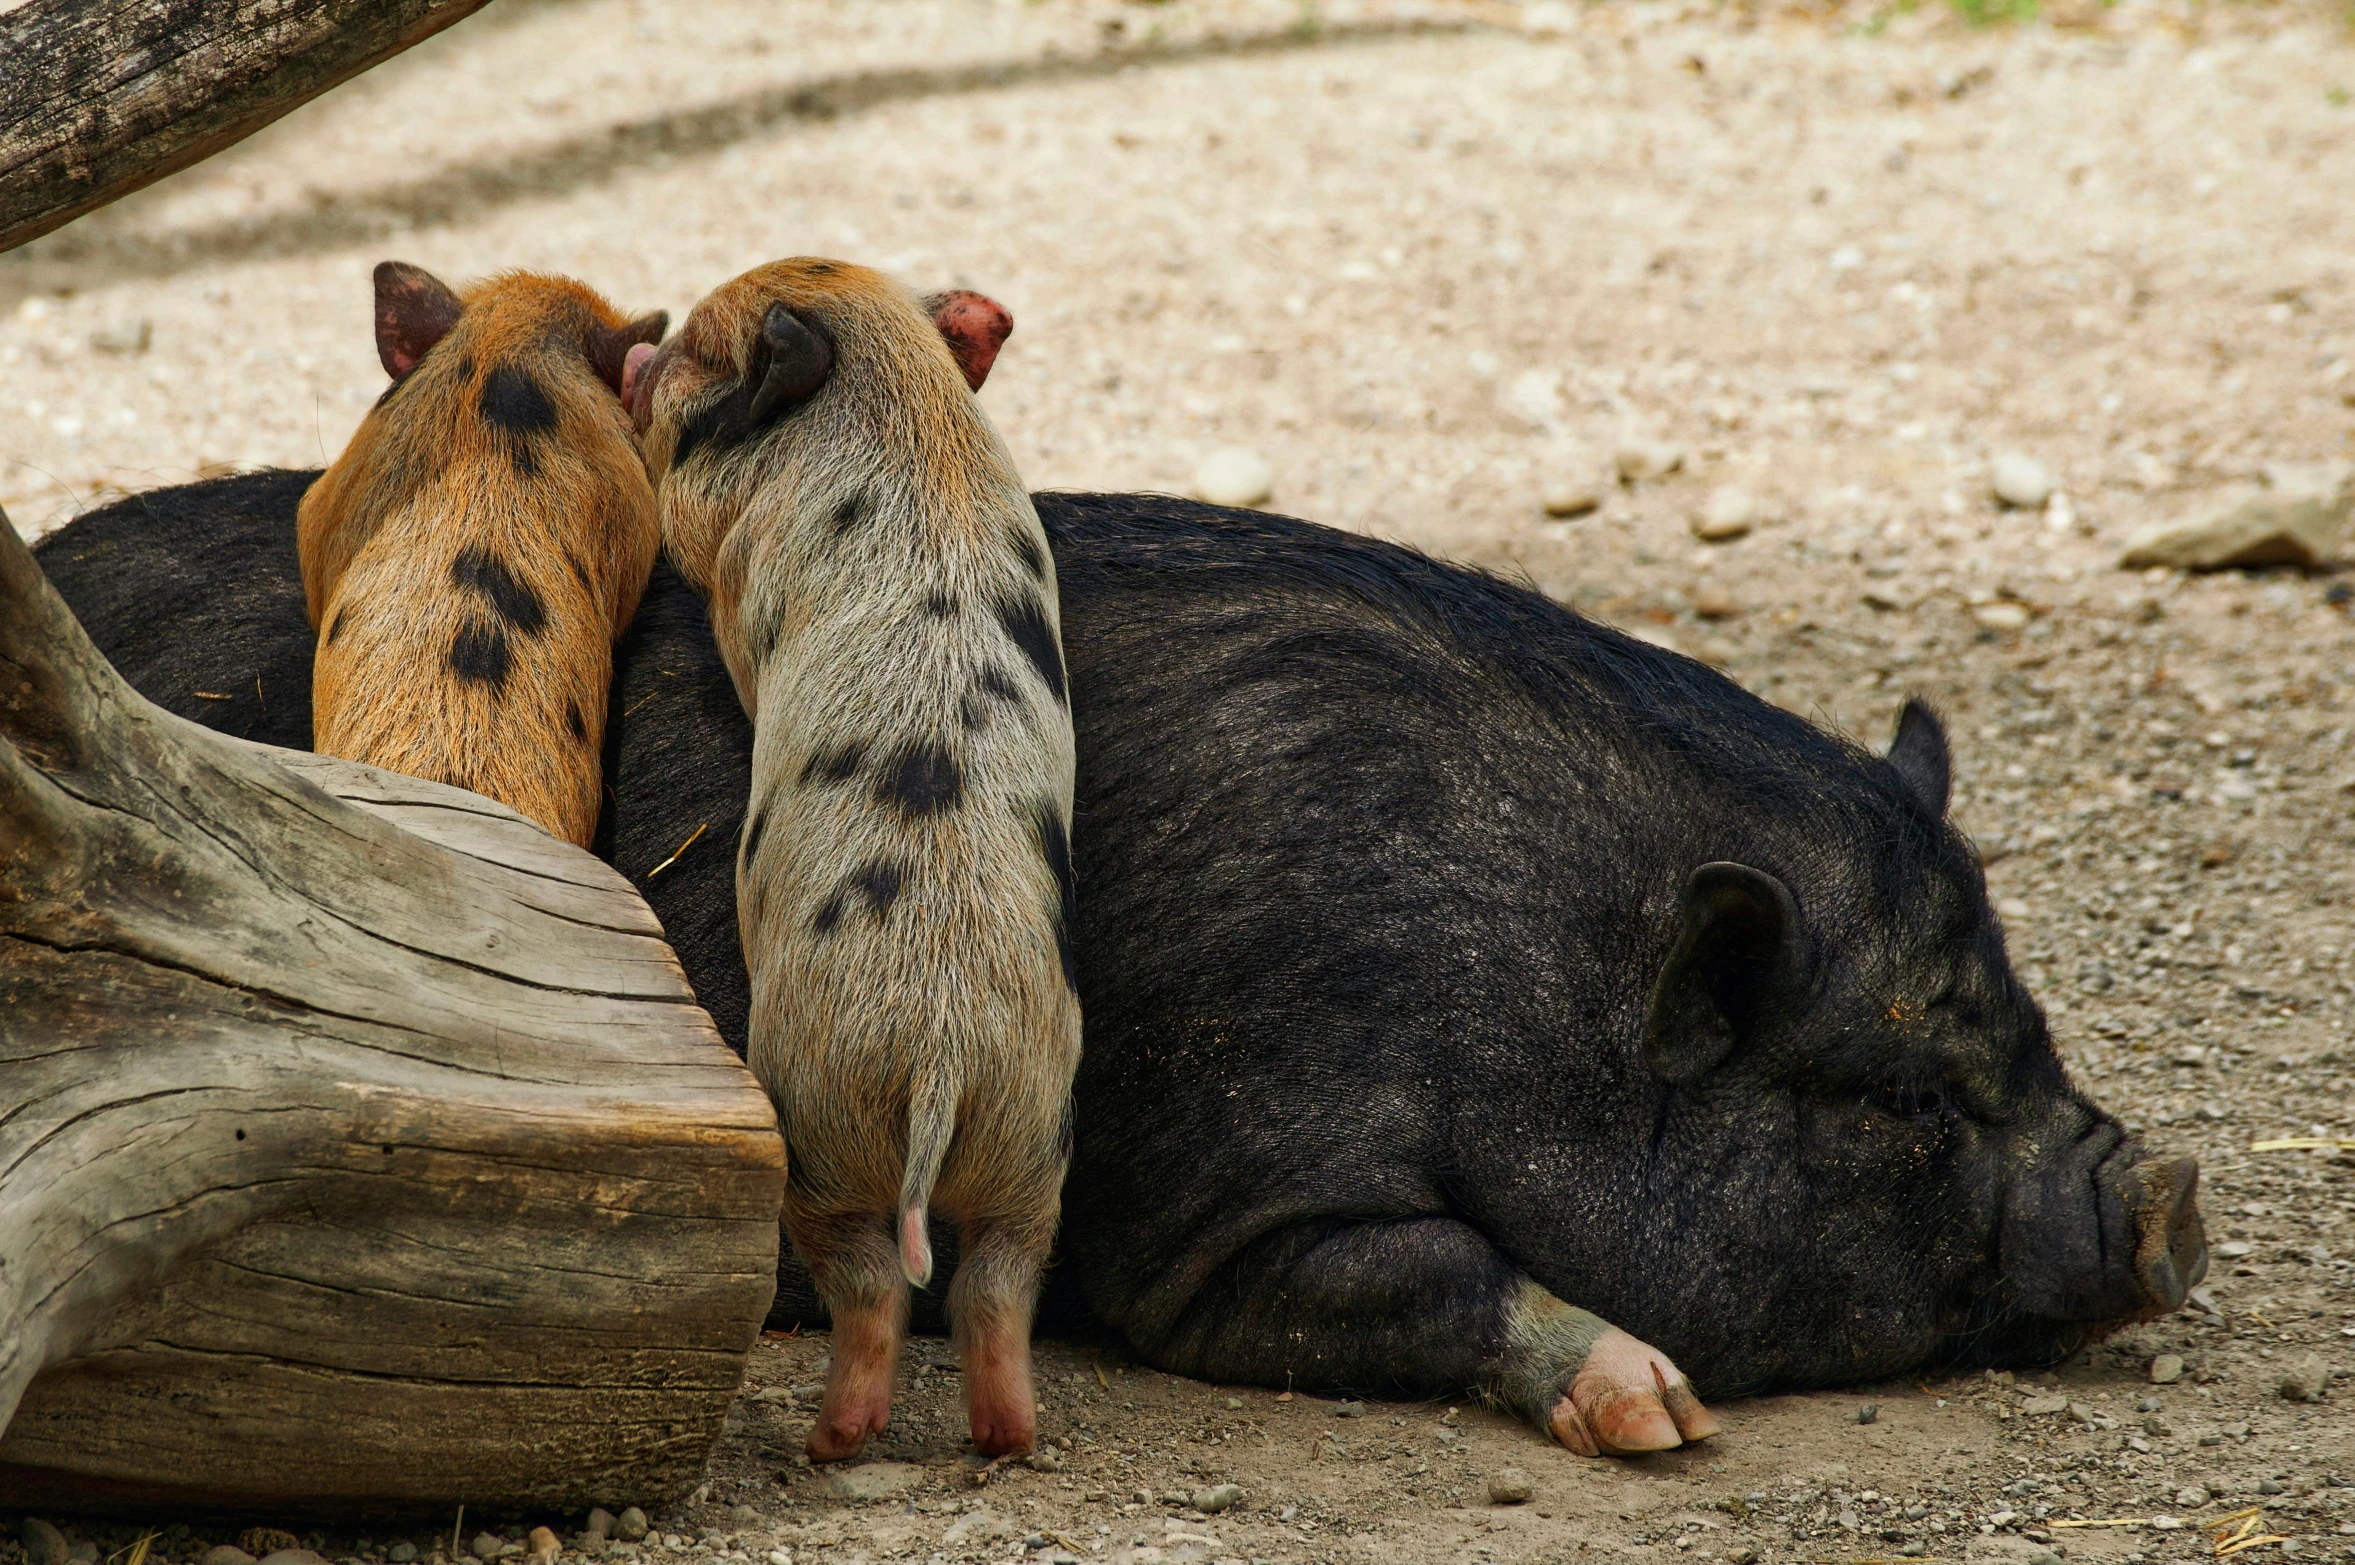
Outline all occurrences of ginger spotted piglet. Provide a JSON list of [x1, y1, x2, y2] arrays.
[[625, 260, 1078, 1461], [298, 263, 667, 846]]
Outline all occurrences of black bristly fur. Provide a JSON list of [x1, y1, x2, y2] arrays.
[[42, 473, 2171, 1395]]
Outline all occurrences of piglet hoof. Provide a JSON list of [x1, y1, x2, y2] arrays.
[[966, 1407, 1036, 1460], [1545, 1327, 1720, 1457], [806, 1395, 890, 1463]]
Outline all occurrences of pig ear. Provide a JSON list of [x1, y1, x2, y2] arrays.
[[373, 261, 463, 379], [747, 303, 834, 423], [1644, 863, 1809, 1086], [924, 289, 1012, 391], [587, 311, 669, 397], [1887, 698, 1952, 817]]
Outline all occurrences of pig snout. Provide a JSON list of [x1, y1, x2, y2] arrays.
[[2001, 1124, 2207, 1324], [2118, 1154, 2207, 1314]]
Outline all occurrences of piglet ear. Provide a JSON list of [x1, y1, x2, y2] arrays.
[[1643, 863, 1810, 1086], [746, 303, 834, 424], [1887, 697, 1952, 817], [587, 311, 669, 397], [924, 289, 1012, 391], [373, 261, 463, 379]]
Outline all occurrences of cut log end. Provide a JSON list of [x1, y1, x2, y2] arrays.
[[0, 505, 786, 1513]]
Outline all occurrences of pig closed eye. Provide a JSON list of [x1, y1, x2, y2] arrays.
[[1875, 1084, 1949, 1120]]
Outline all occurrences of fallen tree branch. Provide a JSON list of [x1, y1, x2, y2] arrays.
[[0, 506, 786, 1514], [0, 0, 496, 255]]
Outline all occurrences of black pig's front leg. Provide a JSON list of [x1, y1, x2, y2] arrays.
[[1131, 1216, 1718, 1456]]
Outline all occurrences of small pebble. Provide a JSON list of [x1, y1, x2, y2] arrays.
[[1025, 1448, 1063, 1472], [2257, 1478, 2286, 1496], [1991, 452, 2057, 510], [240, 1534, 300, 1559], [726, 1508, 760, 1532], [386, 1548, 417, 1565], [1692, 587, 1739, 621], [1973, 601, 2030, 631], [1332, 1400, 1364, 1418], [21, 1519, 70, 1565], [201, 1549, 256, 1565], [471, 1538, 506, 1563], [2149, 1354, 2184, 1385], [66, 1547, 96, 1565], [1488, 1468, 1534, 1505], [90, 319, 152, 356], [1191, 1483, 1243, 1514], [1725, 1550, 1758, 1565], [1691, 487, 1755, 543], [1222, 1396, 1244, 1411], [1192, 446, 1274, 509], [1854, 1403, 1879, 1425], [1614, 438, 1685, 484], [1541, 479, 1603, 518], [615, 1511, 650, 1545], [2279, 1355, 2329, 1403]]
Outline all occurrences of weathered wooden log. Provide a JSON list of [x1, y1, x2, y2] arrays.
[[0, 507, 786, 1515], [0, 0, 496, 256]]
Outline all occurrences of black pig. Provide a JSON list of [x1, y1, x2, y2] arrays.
[[32, 474, 2206, 1456]]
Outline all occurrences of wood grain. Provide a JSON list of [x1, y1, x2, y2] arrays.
[[0, 0, 496, 255], [0, 507, 786, 1515]]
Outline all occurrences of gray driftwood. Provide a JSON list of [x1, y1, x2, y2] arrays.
[[0, 508, 785, 1514], [0, 0, 496, 255]]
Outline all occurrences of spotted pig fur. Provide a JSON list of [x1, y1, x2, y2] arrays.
[[297, 262, 666, 846], [627, 259, 1077, 1461]]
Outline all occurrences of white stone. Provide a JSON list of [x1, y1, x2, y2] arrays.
[[1692, 487, 1755, 542], [1541, 477, 1604, 518], [1192, 447, 1274, 509], [1991, 453, 2057, 510], [1614, 439, 1685, 484], [1973, 602, 2030, 631]]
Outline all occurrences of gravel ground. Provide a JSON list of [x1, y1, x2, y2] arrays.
[[5, 0, 2354, 1560]]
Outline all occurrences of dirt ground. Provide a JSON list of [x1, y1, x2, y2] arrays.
[[5, 0, 2355, 1561]]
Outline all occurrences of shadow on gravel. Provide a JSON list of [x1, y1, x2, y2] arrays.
[[0, 15, 1480, 300]]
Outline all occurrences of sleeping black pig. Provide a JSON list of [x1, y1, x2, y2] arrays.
[[31, 473, 2205, 1456]]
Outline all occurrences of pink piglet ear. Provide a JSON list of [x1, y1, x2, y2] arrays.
[[588, 310, 669, 396], [373, 261, 463, 379], [924, 289, 1013, 392]]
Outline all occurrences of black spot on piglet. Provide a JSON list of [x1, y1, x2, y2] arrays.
[[814, 859, 905, 935], [451, 545, 548, 636], [995, 593, 1067, 707], [800, 741, 868, 788], [565, 698, 586, 741], [1034, 802, 1078, 995], [449, 620, 511, 690], [479, 364, 559, 436], [876, 741, 963, 818]]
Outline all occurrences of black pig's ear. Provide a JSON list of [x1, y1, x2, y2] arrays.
[[373, 261, 463, 379], [747, 302, 833, 423], [1644, 862, 1808, 1085], [1887, 698, 1952, 817]]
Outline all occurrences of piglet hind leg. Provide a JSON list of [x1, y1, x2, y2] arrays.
[[1496, 1280, 1721, 1457], [795, 1215, 908, 1461], [950, 1221, 1050, 1456]]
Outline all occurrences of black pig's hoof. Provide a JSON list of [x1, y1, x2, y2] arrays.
[[1495, 1284, 1721, 1458], [1546, 1326, 1721, 1456]]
